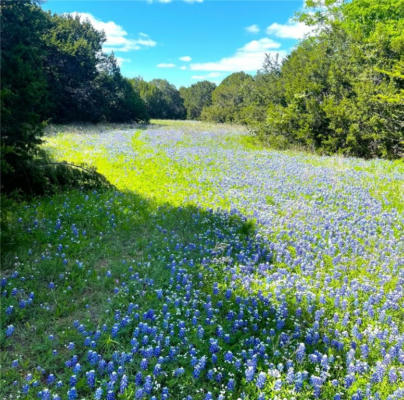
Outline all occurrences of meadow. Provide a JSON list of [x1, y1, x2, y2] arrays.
[[1, 120, 403, 400]]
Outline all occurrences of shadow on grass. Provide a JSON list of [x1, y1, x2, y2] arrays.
[[1, 180, 338, 399]]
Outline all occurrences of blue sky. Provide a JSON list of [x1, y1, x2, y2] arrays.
[[41, 1, 311, 88]]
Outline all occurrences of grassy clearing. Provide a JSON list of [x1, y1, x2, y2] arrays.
[[2, 121, 403, 400]]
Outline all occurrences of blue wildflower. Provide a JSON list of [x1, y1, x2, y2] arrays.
[[6, 324, 15, 337], [86, 370, 95, 388], [256, 371, 266, 389], [67, 387, 77, 400]]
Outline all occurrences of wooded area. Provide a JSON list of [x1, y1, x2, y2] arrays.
[[202, 0, 403, 159], [1, 0, 403, 195]]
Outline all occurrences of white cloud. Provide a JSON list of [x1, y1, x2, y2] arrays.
[[115, 57, 130, 66], [266, 19, 314, 40], [190, 38, 284, 72], [192, 72, 222, 80], [157, 63, 176, 68], [179, 56, 192, 62], [180, 66, 187, 70], [69, 12, 156, 52], [245, 24, 260, 34]]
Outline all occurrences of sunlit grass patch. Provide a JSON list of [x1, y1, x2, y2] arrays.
[[2, 121, 403, 400]]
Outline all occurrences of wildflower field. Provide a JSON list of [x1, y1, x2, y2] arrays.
[[1, 120, 403, 400]]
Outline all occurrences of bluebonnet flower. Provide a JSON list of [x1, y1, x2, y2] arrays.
[[161, 387, 169, 400], [86, 370, 95, 388], [294, 371, 304, 392], [73, 363, 81, 374], [174, 367, 185, 377], [47, 374, 55, 385], [135, 371, 143, 385], [256, 371, 266, 389], [140, 358, 148, 370], [310, 375, 323, 396], [274, 379, 282, 391], [224, 351, 233, 362], [67, 387, 77, 400], [6, 324, 15, 337], [345, 374, 355, 388], [110, 371, 118, 383], [144, 375, 153, 394], [95, 387, 103, 400], [296, 343, 305, 362], [193, 364, 202, 378], [40, 389, 51, 400], [321, 354, 329, 369], [119, 374, 128, 393], [206, 369, 214, 380], [153, 363, 161, 376], [245, 366, 255, 382], [107, 361, 114, 374], [106, 390, 115, 400], [388, 368, 397, 384], [371, 362, 385, 384], [69, 375, 77, 387]]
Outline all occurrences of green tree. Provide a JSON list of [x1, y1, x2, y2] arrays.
[[131, 78, 186, 119], [93, 55, 148, 122], [0, 0, 49, 192], [201, 72, 254, 123], [150, 79, 186, 119], [179, 81, 216, 120], [239, 53, 284, 125], [1, 2, 149, 194], [42, 12, 104, 122], [254, 0, 403, 158]]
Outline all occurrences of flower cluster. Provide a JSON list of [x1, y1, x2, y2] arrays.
[[2, 122, 403, 399]]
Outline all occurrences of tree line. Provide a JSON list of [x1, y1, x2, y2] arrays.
[[200, 0, 403, 159], [0, 0, 218, 194], [1, 0, 402, 196], [1, 0, 151, 194], [129, 0, 403, 159]]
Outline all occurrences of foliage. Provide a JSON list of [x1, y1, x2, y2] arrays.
[[201, 72, 254, 123], [0, 1, 148, 194], [252, 0, 404, 159], [2, 150, 112, 198], [42, 13, 149, 124], [239, 54, 284, 126], [0, 0, 49, 192], [198, 1, 403, 159], [94, 57, 149, 123], [42, 12, 103, 122], [131, 78, 186, 119], [179, 81, 216, 120]]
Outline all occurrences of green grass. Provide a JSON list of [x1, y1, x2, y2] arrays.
[[1, 189, 255, 398], [1, 120, 403, 400]]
